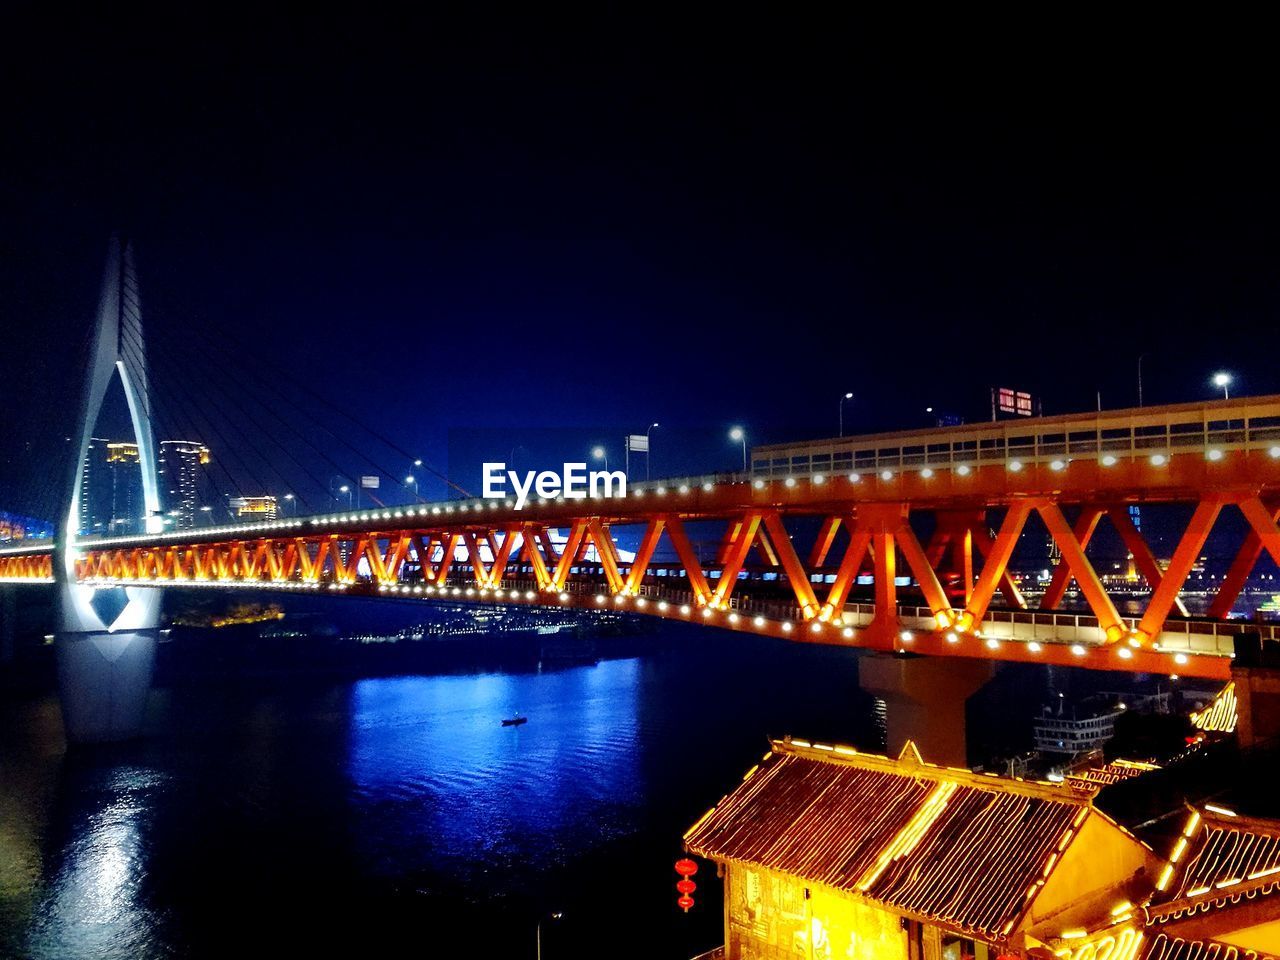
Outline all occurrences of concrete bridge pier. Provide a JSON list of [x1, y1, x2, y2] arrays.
[[55, 585, 161, 744], [859, 654, 995, 768], [55, 627, 157, 743]]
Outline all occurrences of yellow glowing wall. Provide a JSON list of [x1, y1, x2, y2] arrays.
[[1219, 919, 1280, 955], [725, 865, 909, 960], [1025, 815, 1160, 937]]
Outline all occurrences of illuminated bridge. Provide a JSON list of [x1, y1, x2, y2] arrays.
[[7, 395, 1280, 683], [5, 239, 1279, 752]]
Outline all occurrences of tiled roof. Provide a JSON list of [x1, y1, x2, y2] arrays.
[[684, 739, 1094, 941], [1066, 759, 1160, 789], [1159, 806, 1280, 902], [1144, 932, 1276, 960]]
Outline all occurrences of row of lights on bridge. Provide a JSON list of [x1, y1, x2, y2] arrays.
[[76, 567, 1208, 670]]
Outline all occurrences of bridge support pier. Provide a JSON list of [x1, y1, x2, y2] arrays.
[[859, 654, 994, 768], [55, 625, 157, 744]]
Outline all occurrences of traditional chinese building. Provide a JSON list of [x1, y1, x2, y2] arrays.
[[683, 736, 1280, 960]]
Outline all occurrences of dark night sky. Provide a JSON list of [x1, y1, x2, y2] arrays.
[[2, 12, 1278, 509]]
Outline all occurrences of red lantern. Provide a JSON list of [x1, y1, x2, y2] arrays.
[[675, 858, 699, 912]]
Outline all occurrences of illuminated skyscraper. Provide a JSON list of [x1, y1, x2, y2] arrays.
[[78, 438, 145, 536], [158, 440, 210, 529]]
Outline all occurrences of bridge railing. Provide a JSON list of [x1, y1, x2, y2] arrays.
[[751, 395, 1280, 477]]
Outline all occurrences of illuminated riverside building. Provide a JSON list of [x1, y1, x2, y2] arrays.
[[229, 495, 278, 521], [683, 735, 1280, 960]]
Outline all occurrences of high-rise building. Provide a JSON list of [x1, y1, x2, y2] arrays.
[[158, 440, 210, 529], [229, 496, 278, 522], [79, 437, 210, 535], [78, 439, 146, 536]]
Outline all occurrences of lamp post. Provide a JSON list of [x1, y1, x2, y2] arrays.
[[1137, 353, 1149, 406], [200, 505, 212, 526], [646, 422, 659, 480], [1213, 371, 1233, 400], [339, 484, 352, 509], [283, 493, 296, 516], [591, 445, 608, 472], [405, 474, 418, 501], [838, 392, 854, 437], [536, 912, 563, 960], [729, 426, 747, 471]]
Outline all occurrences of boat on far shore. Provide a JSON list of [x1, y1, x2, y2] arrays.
[[501, 714, 528, 727]]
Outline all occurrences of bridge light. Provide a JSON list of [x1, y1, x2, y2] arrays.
[[658, 601, 668, 611], [781, 622, 793, 632], [1174, 653, 1189, 665], [1070, 644, 1086, 656], [525, 590, 535, 600], [595, 594, 606, 604], [1102, 454, 1117, 467], [957, 464, 971, 476], [702, 482, 713, 492], [1008, 460, 1023, 472], [678, 485, 689, 494], [810, 622, 822, 633], [849, 473, 861, 483], [880, 470, 893, 481], [1207, 449, 1224, 461], [1150, 453, 1167, 466], [753, 479, 765, 489], [1027, 641, 1042, 653], [701, 607, 712, 617], [728, 612, 738, 624], [920, 468, 933, 479], [945, 632, 959, 643], [1117, 647, 1133, 659], [900, 631, 914, 643], [813, 474, 825, 484], [1050, 460, 1066, 471], [636, 597, 647, 608], [985, 638, 999, 649], [656, 487, 667, 496], [842, 627, 854, 638], [1270, 446, 1280, 458], [785, 477, 796, 487], [680, 604, 691, 615], [753, 616, 765, 627]]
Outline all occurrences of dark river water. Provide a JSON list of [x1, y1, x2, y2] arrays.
[[0, 624, 900, 959]]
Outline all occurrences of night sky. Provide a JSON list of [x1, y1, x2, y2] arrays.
[[2, 13, 1278, 511]]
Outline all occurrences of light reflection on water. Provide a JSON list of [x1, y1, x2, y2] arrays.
[[347, 661, 644, 891]]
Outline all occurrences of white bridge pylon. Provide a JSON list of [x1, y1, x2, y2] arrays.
[[55, 237, 163, 743]]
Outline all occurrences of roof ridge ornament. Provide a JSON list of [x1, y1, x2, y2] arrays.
[[898, 740, 924, 766]]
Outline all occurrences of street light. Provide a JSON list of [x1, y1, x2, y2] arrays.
[[199, 505, 212, 526], [1212, 371, 1232, 400], [339, 484, 352, 508], [838, 392, 854, 437], [283, 493, 296, 515], [591, 445, 608, 471], [405, 474, 418, 500], [536, 911, 564, 960], [646, 422, 659, 480], [729, 426, 747, 471]]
